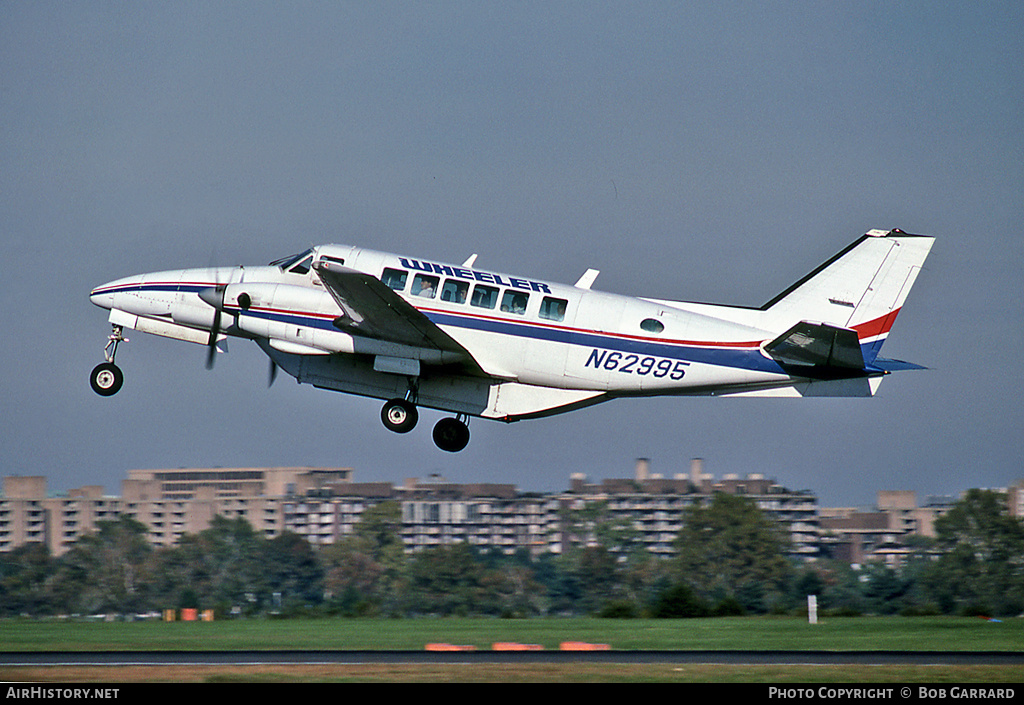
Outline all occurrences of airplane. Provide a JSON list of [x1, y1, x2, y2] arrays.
[[89, 228, 933, 452]]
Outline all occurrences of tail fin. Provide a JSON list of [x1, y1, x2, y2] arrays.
[[762, 229, 934, 366]]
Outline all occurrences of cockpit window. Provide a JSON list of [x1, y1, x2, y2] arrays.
[[289, 255, 313, 275], [270, 249, 315, 273]]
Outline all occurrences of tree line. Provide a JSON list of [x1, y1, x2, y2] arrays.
[[2, 489, 1022, 619]]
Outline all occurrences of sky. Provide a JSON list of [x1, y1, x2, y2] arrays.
[[2, 2, 1021, 508]]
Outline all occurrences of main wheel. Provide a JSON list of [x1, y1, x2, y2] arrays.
[[90, 362, 123, 396], [380, 398, 418, 433], [432, 417, 470, 452]]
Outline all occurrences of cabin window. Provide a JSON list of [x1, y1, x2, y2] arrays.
[[501, 290, 529, 315], [470, 284, 498, 309], [411, 274, 439, 298], [640, 318, 664, 333], [441, 279, 469, 304], [319, 255, 345, 268], [539, 297, 568, 322], [382, 268, 408, 291]]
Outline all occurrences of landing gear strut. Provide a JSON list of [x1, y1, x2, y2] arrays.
[[432, 415, 470, 453], [90, 325, 127, 396]]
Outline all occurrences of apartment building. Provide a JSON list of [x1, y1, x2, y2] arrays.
[[0, 476, 123, 555], [6, 464, 1007, 565], [1, 468, 352, 555], [818, 491, 956, 567], [564, 458, 819, 558]]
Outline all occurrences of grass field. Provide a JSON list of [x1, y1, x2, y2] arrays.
[[2, 615, 1022, 651], [2, 616, 1021, 682]]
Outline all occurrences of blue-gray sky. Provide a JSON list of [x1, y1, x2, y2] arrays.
[[2, 2, 1021, 507]]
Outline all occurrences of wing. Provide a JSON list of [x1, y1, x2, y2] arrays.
[[312, 257, 486, 375]]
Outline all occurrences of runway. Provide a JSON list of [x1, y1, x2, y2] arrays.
[[3, 650, 1023, 667]]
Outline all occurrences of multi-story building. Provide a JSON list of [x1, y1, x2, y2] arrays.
[[1, 468, 352, 554], [9, 463, 1007, 566], [818, 491, 957, 567], [282, 477, 561, 556], [0, 476, 122, 555], [562, 458, 819, 559]]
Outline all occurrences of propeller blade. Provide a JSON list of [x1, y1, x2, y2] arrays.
[[206, 309, 220, 369], [201, 285, 226, 370], [268, 359, 278, 387]]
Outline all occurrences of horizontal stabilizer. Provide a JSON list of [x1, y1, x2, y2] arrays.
[[869, 357, 928, 372], [764, 321, 865, 375]]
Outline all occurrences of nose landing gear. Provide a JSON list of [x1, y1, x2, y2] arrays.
[[90, 325, 127, 396]]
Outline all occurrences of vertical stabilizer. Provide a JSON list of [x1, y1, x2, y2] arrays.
[[762, 230, 934, 364]]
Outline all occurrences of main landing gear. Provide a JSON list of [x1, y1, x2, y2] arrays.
[[380, 398, 471, 452], [432, 415, 471, 453], [380, 398, 418, 434], [90, 325, 127, 396]]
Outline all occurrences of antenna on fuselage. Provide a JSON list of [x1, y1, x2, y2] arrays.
[[575, 268, 600, 289]]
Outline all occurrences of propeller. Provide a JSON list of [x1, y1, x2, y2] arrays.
[[268, 359, 278, 387], [198, 285, 226, 369]]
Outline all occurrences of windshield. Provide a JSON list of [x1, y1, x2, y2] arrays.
[[269, 248, 315, 272]]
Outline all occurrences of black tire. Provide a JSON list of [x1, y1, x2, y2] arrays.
[[90, 362, 123, 396], [380, 398, 418, 433], [432, 417, 470, 452]]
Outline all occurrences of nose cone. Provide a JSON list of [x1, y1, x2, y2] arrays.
[[90, 275, 140, 310]]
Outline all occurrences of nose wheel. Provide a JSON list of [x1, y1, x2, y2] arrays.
[[91, 325, 127, 396], [90, 362, 123, 396]]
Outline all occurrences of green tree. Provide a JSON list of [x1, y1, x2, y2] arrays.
[[55, 516, 152, 614], [650, 582, 710, 618], [157, 516, 268, 615], [860, 563, 909, 615], [406, 543, 488, 615], [321, 501, 407, 615], [0, 543, 57, 616], [921, 489, 1024, 616], [671, 493, 793, 612], [354, 501, 403, 557], [479, 549, 547, 617], [263, 531, 324, 612]]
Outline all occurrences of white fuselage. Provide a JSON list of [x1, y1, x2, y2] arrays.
[[89, 242, 895, 421]]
